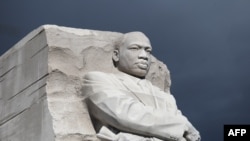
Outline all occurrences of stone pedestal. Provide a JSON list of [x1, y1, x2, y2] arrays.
[[0, 25, 171, 141]]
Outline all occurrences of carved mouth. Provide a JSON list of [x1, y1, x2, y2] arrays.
[[137, 62, 148, 69]]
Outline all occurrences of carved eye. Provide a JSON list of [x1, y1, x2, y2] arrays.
[[129, 45, 139, 50], [146, 48, 152, 54]]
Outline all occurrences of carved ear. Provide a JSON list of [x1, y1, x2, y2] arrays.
[[112, 49, 119, 62]]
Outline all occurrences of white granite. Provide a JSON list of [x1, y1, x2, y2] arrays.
[[0, 25, 171, 141]]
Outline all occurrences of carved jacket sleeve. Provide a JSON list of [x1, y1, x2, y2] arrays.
[[83, 72, 188, 141]]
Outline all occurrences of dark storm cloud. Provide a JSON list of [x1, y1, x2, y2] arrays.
[[150, 1, 250, 141], [1, 1, 250, 141], [0, 24, 21, 54], [0, 24, 20, 35]]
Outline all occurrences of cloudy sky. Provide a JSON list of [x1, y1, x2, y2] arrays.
[[1, 0, 250, 141]]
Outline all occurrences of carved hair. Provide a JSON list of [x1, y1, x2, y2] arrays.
[[113, 31, 147, 50], [113, 35, 124, 50]]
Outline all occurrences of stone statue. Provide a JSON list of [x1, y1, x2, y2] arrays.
[[83, 32, 201, 141]]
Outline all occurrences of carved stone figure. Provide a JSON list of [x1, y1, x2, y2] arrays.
[[83, 32, 201, 141]]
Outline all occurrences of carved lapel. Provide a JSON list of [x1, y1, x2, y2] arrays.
[[115, 74, 157, 107]]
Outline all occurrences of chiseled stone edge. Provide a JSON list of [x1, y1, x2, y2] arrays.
[[1, 25, 171, 141]]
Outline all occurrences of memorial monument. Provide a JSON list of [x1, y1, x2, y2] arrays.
[[83, 32, 200, 141], [0, 25, 200, 141]]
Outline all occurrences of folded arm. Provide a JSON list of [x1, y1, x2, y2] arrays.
[[83, 72, 190, 141]]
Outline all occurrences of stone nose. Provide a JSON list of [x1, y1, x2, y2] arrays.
[[138, 49, 149, 60]]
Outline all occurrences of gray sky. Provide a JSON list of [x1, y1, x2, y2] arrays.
[[1, 0, 250, 141]]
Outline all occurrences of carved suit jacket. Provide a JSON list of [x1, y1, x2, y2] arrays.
[[83, 71, 195, 141]]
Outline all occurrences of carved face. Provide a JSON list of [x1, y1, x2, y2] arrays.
[[113, 32, 152, 78]]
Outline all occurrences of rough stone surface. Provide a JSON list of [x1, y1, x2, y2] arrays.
[[0, 25, 171, 141]]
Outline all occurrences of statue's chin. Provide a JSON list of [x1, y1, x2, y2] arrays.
[[118, 67, 149, 78], [128, 70, 148, 78]]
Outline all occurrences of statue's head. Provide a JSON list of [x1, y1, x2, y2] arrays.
[[113, 32, 152, 78]]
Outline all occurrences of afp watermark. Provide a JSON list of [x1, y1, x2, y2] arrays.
[[224, 125, 250, 141]]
